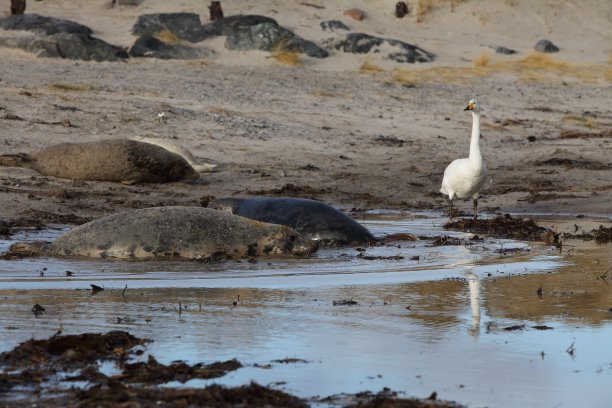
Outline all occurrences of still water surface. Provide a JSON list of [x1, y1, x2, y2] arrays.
[[1, 213, 610, 407]]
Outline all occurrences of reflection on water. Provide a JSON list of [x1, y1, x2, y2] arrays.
[[467, 271, 481, 337], [0, 213, 611, 408]]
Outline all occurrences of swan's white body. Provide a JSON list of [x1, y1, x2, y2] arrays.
[[440, 99, 488, 219]]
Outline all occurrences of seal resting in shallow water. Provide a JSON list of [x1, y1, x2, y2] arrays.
[[0, 139, 199, 183], [6, 207, 318, 260], [208, 197, 376, 246]]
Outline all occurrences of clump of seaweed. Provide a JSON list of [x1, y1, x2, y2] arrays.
[[592, 225, 612, 243], [563, 225, 612, 243], [0, 331, 145, 369], [444, 214, 547, 240]]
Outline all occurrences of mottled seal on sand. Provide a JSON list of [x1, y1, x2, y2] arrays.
[[208, 197, 376, 245], [6, 207, 318, 260], [0, 139, 199, 183]]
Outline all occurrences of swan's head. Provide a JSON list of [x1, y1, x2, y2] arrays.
[[464, 99, 480, 113]]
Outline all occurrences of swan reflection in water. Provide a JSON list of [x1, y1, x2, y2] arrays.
[[467, 270, 481, 337]]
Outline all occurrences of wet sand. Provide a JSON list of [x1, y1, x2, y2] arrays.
[[0, 1, 611, 227], [1, 58, 611, 230]]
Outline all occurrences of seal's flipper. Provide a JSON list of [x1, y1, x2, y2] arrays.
[[0, 153, 34, 168], [0, 153, 33, 168], [192, 163, 218, 173]]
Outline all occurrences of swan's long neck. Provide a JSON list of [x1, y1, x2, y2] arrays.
[[468, 111, 481, 161]]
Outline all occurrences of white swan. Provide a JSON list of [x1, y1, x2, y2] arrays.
[[440, 99, 488, 220]]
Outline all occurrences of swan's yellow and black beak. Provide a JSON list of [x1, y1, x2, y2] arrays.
[[464, 102, 474, 111]]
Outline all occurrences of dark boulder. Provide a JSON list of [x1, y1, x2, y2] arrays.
[[129, 34, 212, 59], [131, 13, 207, 43], [493, 46, 517, 55], [320, 20, 349, 32], [130, 13, 278, 43], [0, 13, 93, 36], [0, 14, 127, 62], [0, 33, 128, 61], [225, 21, 328, 58], [201, 14, 278, 37], [129, 13, 326, 58], [534, 39, 559, 53], [329, 33, 435, 63]]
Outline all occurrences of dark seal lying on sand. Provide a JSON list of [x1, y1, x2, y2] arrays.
[[5, 207, 318, 261], [0, 139, 199, 183], [209, 197, 376, 245]]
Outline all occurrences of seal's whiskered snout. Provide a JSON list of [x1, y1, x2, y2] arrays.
[[208, 198, 242, 214], [6, 241, 52, 257], [180, 163, 200, 181], [290, 234, 319, 257]]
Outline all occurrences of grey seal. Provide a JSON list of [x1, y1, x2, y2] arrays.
[[208, 197, 376, 246], [6, 206, 318, 260], [0, 139, 199, 183]]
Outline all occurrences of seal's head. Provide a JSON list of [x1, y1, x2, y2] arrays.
[[171, 161, 200, 181], [208, 198, 245, 214], [263, 228, 319, 258], [6, 241, 53, 258], [290, 233, 319, 257]]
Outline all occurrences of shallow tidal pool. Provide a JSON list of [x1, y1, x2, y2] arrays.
[[1, 212, 611, 407]]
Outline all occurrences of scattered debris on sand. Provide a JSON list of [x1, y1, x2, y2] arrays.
[[320, 387, 464, 408], [381, 232, 419, 242], [272, 358, 308, 364], [562, 225, 612, 243], [558, 129, 612, 140], [248, 183, 330, 197], [534, 157, 611, 170], [333, 298, 359, 306], [518, 191, 582, 203], [444, 215, 548, 240], [357, 252, 404, 260], [430, 236, 464, 246]]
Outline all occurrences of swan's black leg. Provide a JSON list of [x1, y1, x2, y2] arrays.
[[473, 198, 478, 221], [449, 200, 454, 220]]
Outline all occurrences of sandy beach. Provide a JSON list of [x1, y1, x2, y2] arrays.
[[0, 0, 610, 228]]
